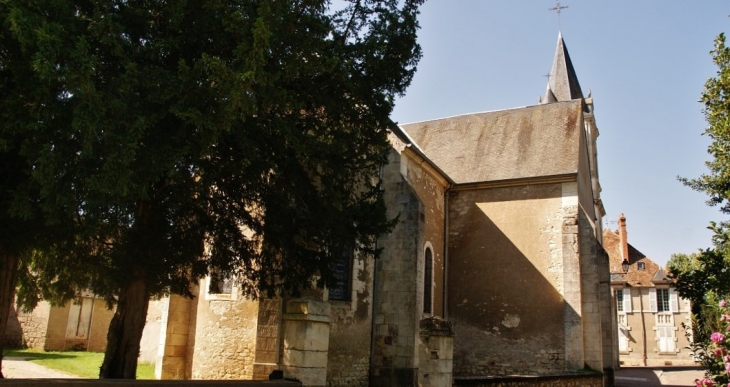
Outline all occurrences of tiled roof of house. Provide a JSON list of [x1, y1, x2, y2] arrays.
[[603, 227, 663, 287], [399, 100, 583, 184]]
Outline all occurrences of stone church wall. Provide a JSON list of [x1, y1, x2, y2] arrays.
[[325, 251, 375, 387], [577, 207, 607, 371], [447, 183, 567, 376], [189, 286, 259, 379], [370, 146, 433, 385], [398, 152, 447, 318]]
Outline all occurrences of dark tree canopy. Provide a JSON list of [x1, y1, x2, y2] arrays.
[[2, 0, 423, 378]]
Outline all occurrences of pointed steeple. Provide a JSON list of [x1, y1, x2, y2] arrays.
[[542, 32, 583, 103]]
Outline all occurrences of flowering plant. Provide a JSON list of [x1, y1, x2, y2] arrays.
[[696, 378, 714, 387], [698, 299, 730, 386]]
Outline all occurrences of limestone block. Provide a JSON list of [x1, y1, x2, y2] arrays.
[[282, 321, 329, 352], [392, 355, 410, 369], [281, 348, 328, 368], [281, 365, 326, 387], [281, 298, 330, 387], [433, 359, 453, 374], [424, 373, 451, 387], [286, 298, 330, 317]]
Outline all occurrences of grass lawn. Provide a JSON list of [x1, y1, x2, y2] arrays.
[[3, 349, 155, 379]]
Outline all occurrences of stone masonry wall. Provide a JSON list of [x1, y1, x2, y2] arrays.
[[252, 298, 282, 380], [399, 152, 447, 318], [578, 207, 608, 373], [4, 300, 51, 349], [448, 183, 568, 376], [371, 146, 424, 386], [190, 283, 258, 380], [325, 251, 374, 387]]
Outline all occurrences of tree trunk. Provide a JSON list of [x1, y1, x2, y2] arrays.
[[0, 248, 21, 379], [99, 269, 150, 379]]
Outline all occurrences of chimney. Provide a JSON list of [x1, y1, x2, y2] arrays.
[[618, 213, 629, 261]]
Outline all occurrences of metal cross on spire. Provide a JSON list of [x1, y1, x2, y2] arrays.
[[548, 0, 569, 30]]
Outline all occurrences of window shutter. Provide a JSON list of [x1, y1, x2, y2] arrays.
[[649, 288, 657, 312], [669, 288, 679, 313], [623, 288, 632, 313]]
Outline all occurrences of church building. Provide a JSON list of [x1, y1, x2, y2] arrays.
[[141, 32, 619, 387]]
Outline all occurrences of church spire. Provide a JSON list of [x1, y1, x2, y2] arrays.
[[541, 32, 583, 103]]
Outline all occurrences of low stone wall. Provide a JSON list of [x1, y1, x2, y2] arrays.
[[0, 380, 300, 387], [454, 373, 603, 387]]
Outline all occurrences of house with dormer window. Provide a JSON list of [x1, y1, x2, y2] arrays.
[[606, 214, 693, 366]]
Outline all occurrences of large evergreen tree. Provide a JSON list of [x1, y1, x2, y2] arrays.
[[2, 0, 423, 378]]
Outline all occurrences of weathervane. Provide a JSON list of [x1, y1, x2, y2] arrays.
[[548, 0, 569, 29]]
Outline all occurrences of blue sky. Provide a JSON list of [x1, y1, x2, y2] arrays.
[[391, 1, 729, 267]]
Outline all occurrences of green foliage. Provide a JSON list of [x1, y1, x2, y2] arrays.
[[674, 32, 730, 384], [3, 1, 424, 376], [668, 249, 730, 342], [1, 0, 423, 301], [681, 33, 730, 214]]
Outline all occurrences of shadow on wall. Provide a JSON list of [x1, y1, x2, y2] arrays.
[[3, 305, 25, 348], [448, 186, 579, 376]]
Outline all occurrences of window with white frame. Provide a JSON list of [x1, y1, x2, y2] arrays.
[[650, 288, 678, 314], [616, 288, 632, 313], [615, 290, 624, 312], [657, 289, 670, 312]]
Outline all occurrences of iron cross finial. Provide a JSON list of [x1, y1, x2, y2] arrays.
[[548, 1, 569, 16]]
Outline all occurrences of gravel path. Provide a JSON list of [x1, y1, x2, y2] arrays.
[[2, 356, 81, 379]]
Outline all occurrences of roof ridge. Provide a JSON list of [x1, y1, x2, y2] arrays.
[[399, 100, 580, 127]]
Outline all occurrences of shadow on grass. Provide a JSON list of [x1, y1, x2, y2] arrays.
[[4, 349, 86, 360]]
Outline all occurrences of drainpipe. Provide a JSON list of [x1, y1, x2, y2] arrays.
[[639, 287, 648, 366], [443, 184, 452, 318]]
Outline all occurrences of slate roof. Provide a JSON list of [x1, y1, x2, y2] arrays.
[[544, 32, 584, 102], [398, 100, 584, 184], [603, 228, 663, 287]]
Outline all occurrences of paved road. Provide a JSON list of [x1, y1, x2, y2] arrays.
[[2, 356, 80, 379], [616, 367, 704, 387]]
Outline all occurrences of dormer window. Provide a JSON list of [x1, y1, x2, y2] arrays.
[[637, 262, 645, 271]]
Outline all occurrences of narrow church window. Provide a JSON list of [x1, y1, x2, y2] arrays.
[[329, 247, 352, 301], [637, 262, 646, 271], [209, 269, 233, 295], [205, 269, 238, 301], [423, 247, 433, 314]]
